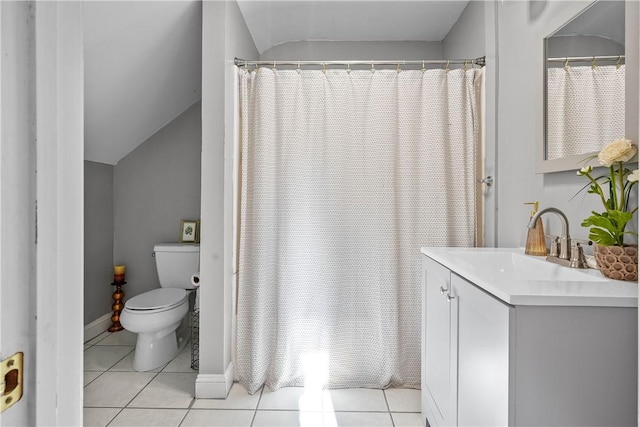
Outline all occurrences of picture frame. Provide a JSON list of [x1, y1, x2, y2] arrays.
[[180, 219, 198, 243]]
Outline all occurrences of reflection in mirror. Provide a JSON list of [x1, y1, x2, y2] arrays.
[[544, 1, 625, 164]]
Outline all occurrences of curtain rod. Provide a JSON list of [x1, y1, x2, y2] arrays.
[[234, 56, 486, 68], [547, 55, 625, 63]]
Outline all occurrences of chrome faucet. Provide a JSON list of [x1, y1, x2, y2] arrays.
[[527, 207, 571, 260]]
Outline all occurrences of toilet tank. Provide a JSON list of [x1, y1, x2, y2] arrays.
[[154, 243, 200, 289]]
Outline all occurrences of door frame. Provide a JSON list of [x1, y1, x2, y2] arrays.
[[34, 2, 84, 425], [1, 2, 84, 425]]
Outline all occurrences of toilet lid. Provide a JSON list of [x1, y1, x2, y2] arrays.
[[126, 288, 187, 311]]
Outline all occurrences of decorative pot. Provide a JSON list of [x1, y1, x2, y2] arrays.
[[593, 244, 638, 281]]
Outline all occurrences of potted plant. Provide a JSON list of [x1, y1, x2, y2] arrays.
[[577, 138, 639, 281]]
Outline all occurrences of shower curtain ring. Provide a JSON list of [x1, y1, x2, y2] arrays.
[[397, 63, 401, 74], [445, 60, 450, 73], [371, 63, 375, 74], [463, 60, 468, 72], [322, 63, 327, 74], [422, 60, 426, 73], [616, 55, 622, 69], [564, 57, 569, 72], [273, 61, 277, 71], [346, 63, 351, 74], [591, 56, 597, 70], [297, 61, 301, 74]]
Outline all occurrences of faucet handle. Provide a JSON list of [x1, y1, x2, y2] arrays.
[[545, 234, 559, 257], [571, 238, 593, 247], [570, 242, 589, 268]]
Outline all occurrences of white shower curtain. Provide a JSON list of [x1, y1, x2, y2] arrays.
[[237, 67, 480, 393], [547, 64, 625, 160]]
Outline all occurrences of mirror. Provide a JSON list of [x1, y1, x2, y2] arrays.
[[541, 1, 625, 172]]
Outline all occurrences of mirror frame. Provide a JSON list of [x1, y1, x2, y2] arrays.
[[536, 1, 639, 174]]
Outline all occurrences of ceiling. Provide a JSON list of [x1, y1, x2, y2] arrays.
[[553, 0, 625, 47], [236, 1, 470, 54], [83, 1, 202, 165], [83, 0, 469, 165]]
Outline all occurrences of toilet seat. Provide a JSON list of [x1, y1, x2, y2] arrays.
[[125, 288, 187, 312]]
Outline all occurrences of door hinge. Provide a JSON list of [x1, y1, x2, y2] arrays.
[[1, 352, 24, 413]]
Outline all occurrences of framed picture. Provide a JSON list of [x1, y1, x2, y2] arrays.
[[180, 219, 198, 243]]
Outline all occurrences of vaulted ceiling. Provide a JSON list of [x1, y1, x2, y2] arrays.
[[236, 1, 470, 54], [83, 1, 202, 165], [83, 0, 470, 165]]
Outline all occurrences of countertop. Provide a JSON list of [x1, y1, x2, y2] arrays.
[[421, 247, 638, 307]]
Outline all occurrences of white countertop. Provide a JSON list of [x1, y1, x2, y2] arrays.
[[421, 247, 638, 307]]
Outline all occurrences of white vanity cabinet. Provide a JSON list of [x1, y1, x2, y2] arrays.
[[421, 251, 638, 427], [422, 256, 511, 427]]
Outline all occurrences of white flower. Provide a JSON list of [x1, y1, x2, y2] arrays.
[[598, 138, 637, 167], [628, 169, 639, 183], [577, 165, 593, 175]]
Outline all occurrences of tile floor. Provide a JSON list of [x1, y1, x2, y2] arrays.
[[84, 330, 423, 427]]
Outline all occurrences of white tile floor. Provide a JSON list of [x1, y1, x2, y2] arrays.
[[84, 330, 423, 427]]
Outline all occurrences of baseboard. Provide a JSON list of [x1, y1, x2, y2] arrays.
[[84, 313, 111, 343], [195, 362, 234, 398]]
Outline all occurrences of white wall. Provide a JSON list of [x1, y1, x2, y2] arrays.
[[198, 0, 258, 398]]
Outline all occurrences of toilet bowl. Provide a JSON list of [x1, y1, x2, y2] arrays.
[[120, 243, 200, 372], [121, 288, 190, 371]]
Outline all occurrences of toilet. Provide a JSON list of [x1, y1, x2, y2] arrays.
[[120, 243, 199, 372]]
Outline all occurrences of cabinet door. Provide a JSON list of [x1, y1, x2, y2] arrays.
[[453, 273, 511, 427], [422, 257, 458, 427]]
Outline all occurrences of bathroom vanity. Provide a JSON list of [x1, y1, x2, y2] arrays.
[[421, 247, 638, 427]]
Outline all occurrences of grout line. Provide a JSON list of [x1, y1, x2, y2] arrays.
[[250, 385, 265, 427], [106, 348, 135, 372], [122, 370, 163, 409], [84, 330, 110, 346], [382, 389, 396, 427], [103, 407, 125, 427], [177, 406, 191, 427]]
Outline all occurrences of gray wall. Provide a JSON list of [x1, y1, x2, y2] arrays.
[[114, 101, 202, 300], [84, 161, 114, 324], [261, 40, 443, 61], [199, 0, 258, 395], [495, 1, 614, 247], [442, 1, 486, 59], [442, 1, 496, 246]]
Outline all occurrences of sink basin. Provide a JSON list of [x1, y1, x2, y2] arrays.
[[448, 251, 607, 282]]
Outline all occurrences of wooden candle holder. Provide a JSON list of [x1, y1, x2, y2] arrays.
[[108, 281, 126, 332]]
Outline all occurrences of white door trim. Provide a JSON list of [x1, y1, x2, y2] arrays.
[[34, 2, 84, 425]]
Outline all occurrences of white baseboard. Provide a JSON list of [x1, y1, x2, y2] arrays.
[[195, 362, 234, 398], [84, 313, 111, 343]]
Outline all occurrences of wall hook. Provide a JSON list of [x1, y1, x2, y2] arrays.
[[476, 176, 494, 187]]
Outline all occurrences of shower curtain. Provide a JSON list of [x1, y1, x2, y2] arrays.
[[547, 64, 625, 160], [237, 66, 480, 393]]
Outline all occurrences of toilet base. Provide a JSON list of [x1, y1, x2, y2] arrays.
[[131, 320, 191, 372]]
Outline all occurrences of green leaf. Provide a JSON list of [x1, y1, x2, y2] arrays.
[[607, 210, 633, 225], [587, 228, 616, 246], [581, 215, 615, 231]]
